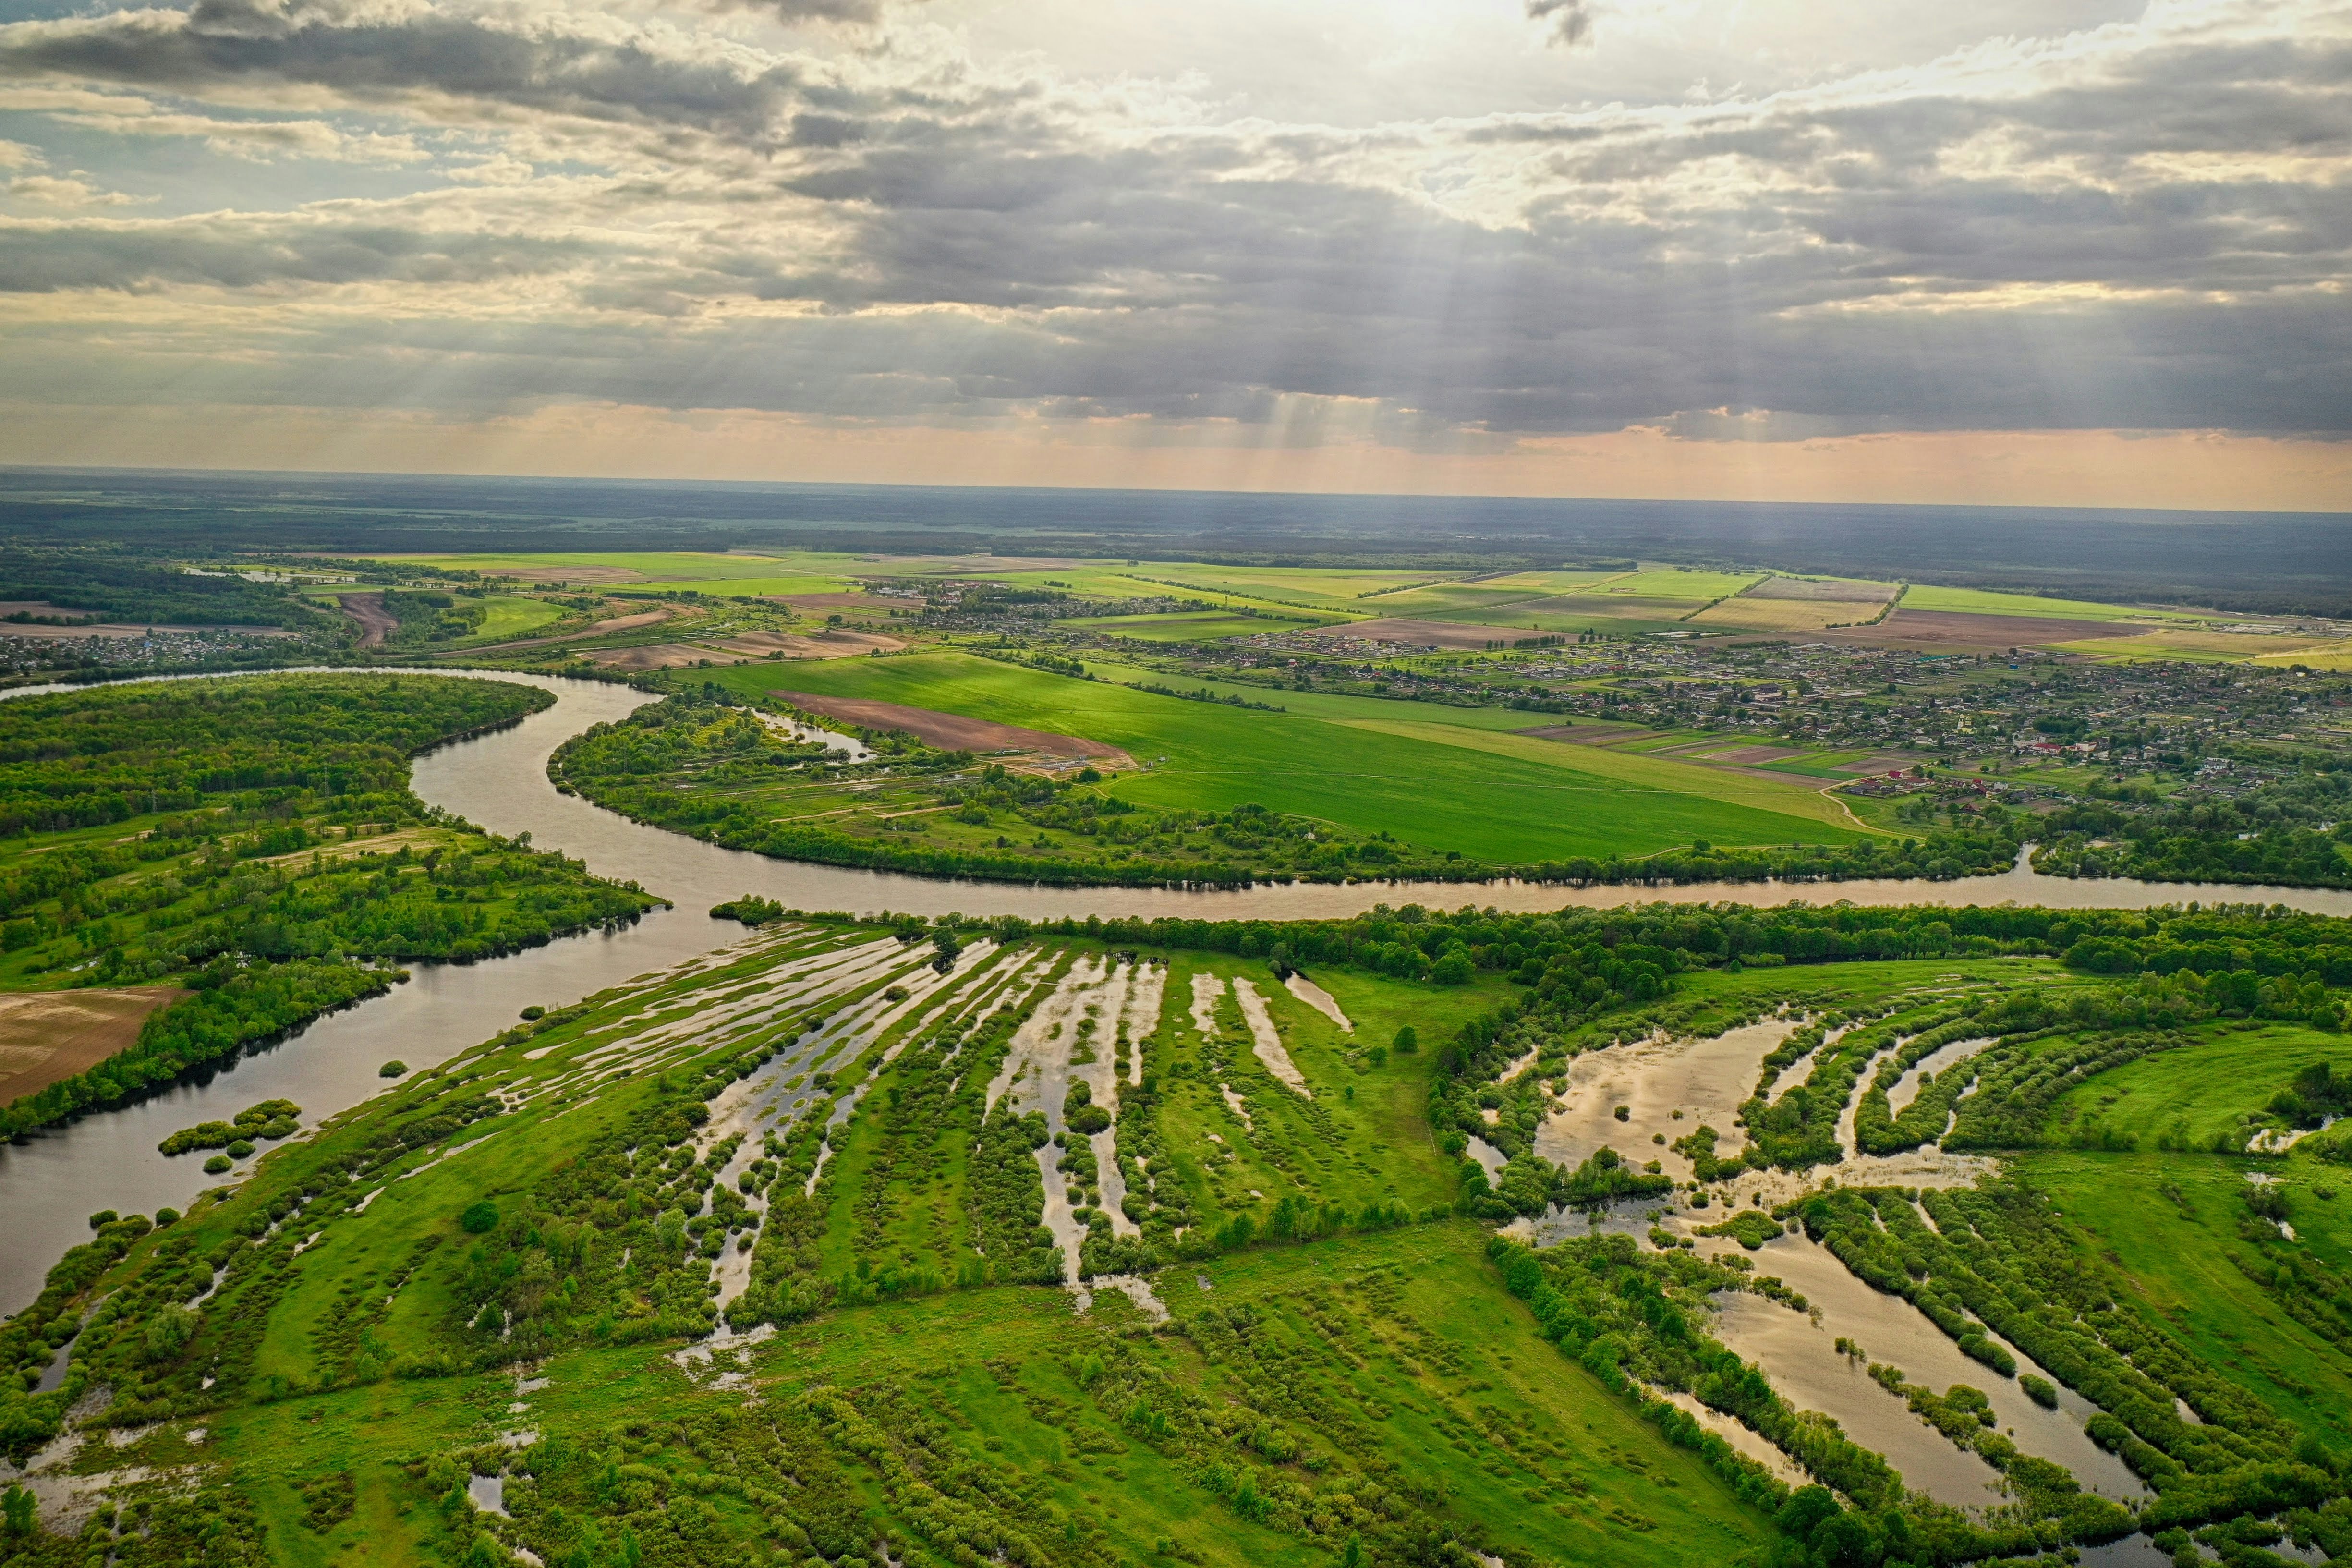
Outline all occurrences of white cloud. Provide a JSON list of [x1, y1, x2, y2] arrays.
[[4, 174, 149, 206]]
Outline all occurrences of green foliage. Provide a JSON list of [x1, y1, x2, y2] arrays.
[[2041, 775, 2352, 890], [708, 894, 786, 925], [155, 1098, 298, 1156], [4, 959, 391, 1139], [0, 547, 330, 630], [0, 675, 655, 1134], [461, 1201, 500, 1234]]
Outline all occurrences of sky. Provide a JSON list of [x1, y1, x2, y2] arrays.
[[0, 0, 2346, 509]]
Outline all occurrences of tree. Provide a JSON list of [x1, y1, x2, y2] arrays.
[[931, 926, 963, 974]]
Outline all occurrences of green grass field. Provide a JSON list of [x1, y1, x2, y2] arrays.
[[1898, 585, 2181, 623], [710, 651, 1866, 859], [465, 594, 566, 640], [2045, 1022, 2352, 1151], [2025, 1150, 2352, 1445]]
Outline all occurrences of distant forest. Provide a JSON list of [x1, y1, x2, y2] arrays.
[[3, 466, 2351, 616]]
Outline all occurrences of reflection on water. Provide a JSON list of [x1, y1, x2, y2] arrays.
[[1886, 1036, 1997, 1117], [1698, 1233, 2146, 1505], [1535, 1018, 1798, 1176]]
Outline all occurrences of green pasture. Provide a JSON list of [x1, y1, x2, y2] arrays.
[[2043, 1021, 2352, 1151], [713, 651, 1867, 860], [2024, 1150, 2352, 1445], [1105, 561, 1454, 608], [1594, 569, 1767, 600], [1138, 958, 1500, 1229], [1899, 584, 2181, 623], [937, 563, 1353, 618], [465, 594, 566, 640]]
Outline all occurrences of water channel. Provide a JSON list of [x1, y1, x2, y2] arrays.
[[8, 665, 2352, 1330]]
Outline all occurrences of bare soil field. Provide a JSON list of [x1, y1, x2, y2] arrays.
[[1746, 576, 1898, 602], [764, 692, 1138, 769], [0, 987, 186, 1105], [1297, 617, 1540, 650], [1819, 609, 2146, 652], [335, 590, 396, 649]]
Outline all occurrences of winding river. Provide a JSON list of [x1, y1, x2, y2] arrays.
[[8, 668, 2352, 1313]]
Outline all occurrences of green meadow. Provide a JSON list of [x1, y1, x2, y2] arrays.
[[705, 650, 1866, 859], [1898, 585, 2182, 622]]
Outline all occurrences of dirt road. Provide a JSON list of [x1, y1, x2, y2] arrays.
[[335, 591, 397, 649]]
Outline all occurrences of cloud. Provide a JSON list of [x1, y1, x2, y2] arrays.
[[0, 0, 823, 145], [1525, 0, 1597, 50], [53, 106, 430, 163], [0, 0, 2342, 454], [0, 204, 599, 289], [5, 175, 148, 207]]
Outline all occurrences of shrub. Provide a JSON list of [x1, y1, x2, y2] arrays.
[[143, 1304, 197, 1364], [460, 1201, 500, 1234], [379, 1060, 407, 1078], [2019, 1374, 2059, 1409], [203, 1155, 232, 1175], [1393, 1026, 1418, 1053], [225, 1140, 255, 1159]]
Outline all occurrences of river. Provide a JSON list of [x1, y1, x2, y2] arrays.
[[7, 668, 2352, 1313]]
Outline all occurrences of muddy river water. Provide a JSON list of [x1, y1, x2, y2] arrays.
[[2, 669, 2336, 1523]]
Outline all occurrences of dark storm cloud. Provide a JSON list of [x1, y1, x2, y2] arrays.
[[0, 208, 599, 290], [0, 0, 815, 142]]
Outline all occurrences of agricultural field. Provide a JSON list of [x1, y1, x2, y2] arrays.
[[466, 595, 568, 641], [1060, 611, 1330, 643], [1897, 585, 2185, 624], [1689, 598, 1891, 633], [653, 649, 1874, 873], [378, 550, 870, 598], [18, 895, 2352, 1567]]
